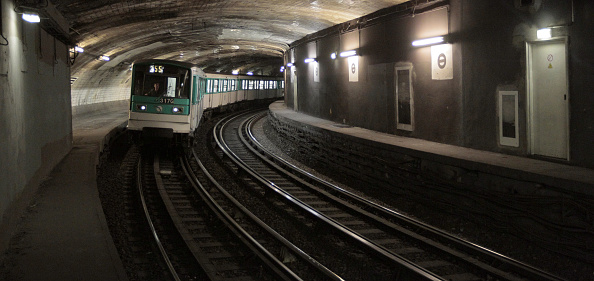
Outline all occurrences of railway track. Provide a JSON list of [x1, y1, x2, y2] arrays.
[[132, 133, 341, 280], [135, 148, 207, 281], [210, 110, 567, 281]]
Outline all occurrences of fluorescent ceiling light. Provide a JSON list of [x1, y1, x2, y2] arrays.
[[304, 58, 317, 63], [247, 72, 253, 76], [74, 46, 84, 53], [412, 36, 444, 47], [232, 70, 239, 75], [339, 50, 357, 58], [287, 62, 294, 67], [99, 55, 110, 61], [537, 28, 552, 40], [22, 13, 40, 23], [330, 52, 337, 60]]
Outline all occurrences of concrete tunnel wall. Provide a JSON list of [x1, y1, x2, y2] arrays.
[[0, 0, 72, 234], [70, 66, 132, 116], [285, 0, 594, 169]]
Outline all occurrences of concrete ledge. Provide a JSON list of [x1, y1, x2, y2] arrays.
[[72, 100, 129, 117]]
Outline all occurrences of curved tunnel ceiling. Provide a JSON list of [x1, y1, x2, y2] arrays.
[[50, 0, 410, 76]]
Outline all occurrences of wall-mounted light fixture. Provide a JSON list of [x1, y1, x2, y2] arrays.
[[536, 28, 552, 40], [287, 62, 294, 68], [246, 72, 254, 76], [280, 66, 285, 72], [69, 45, 84, 65], [232, 70, 239, 75], [412, 36, 445, 47], [22, 12, 41, 23], [339, 50, 357, 58], [330, 52, 337, 60], [15, 1, 74, 45], [98, 55, 110, 61], [304, 58, 317, 63]]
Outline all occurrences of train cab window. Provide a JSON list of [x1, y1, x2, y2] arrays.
[[163, 77, 177, 97], [132, 64, 190, 99]]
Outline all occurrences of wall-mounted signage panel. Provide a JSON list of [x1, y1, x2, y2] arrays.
[[431, 44, 453, 80], [348, 56, 359, 82]]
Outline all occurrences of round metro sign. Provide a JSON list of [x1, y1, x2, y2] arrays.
[[437, 53, 447, 69]]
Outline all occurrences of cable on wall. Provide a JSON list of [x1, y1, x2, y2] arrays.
[[0, 2, 9, 45]]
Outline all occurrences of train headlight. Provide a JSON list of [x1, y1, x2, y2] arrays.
[[136, 104, 147, 111], [172, 107, 183, 113]]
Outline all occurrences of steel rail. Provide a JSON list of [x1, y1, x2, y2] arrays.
[[244, 111, 567, 281], [186, 139, 343, 281], [136, 154, 182, 281], [213, 111, 445, 281]]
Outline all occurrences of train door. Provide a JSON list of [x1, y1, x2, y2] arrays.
[[526, 39, 569, 160], [191, 76, 199, 129]]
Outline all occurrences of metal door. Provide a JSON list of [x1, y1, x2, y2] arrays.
[[527, 39, 569, 159]]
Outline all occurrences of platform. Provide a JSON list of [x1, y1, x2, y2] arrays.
[[0, 106, 129, 281], [268, 101, 594, 193], [267, 101, 594, 279]]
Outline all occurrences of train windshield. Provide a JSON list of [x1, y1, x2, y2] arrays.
[[132, 63, 191, 99]]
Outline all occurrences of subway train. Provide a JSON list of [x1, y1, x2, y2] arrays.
[[127, 59, 284, 145]]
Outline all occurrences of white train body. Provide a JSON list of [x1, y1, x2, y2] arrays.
[[127, 59, 283, 142]]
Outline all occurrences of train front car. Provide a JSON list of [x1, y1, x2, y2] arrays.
[[128, 60, 201, 145]]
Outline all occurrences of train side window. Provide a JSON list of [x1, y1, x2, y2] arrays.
[[395, 65, 414, 131], [222, 79, 228, 92], [213, 79, 219, 93]]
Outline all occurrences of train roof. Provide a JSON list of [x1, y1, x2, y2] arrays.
[[132, 59, 197, 69]]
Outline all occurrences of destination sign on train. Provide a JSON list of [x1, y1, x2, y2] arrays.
[[149, 65, 164, 74]]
